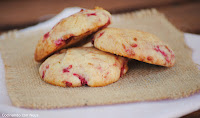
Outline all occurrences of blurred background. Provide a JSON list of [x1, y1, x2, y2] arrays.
[[0, 0, 200, 117], [0, 0, 200, 34]]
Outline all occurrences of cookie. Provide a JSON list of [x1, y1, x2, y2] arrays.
[[35, 7, 111, 62], [39, 47, 128, 87], [93, 28, 175, 67]]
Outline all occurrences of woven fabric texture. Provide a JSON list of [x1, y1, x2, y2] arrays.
[[0, 9, 200, 109]]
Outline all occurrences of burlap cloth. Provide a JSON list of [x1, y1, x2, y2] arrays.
[[0, 9, 200, 109]]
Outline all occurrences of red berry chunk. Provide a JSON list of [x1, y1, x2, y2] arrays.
[[154, 45, 172, 63], [120, 63, 125, 77], [62, 81, 72, 87], [87, 13, 96, 16], [122, 44, 135, 56], [154, 46, 167, 57], [54, 39, 64, 46], [43, 32, 49, 41], [65, 81, 72, 87], [44, 32, 49, 39], [42, 71, 45, 79], [42, 65, 50, 79], [73, 73, 87, 86], [98, 32, 105, 38], [63, 65, 73, 73], [131, 44, 137, 47]]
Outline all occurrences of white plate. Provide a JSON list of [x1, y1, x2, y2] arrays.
[[0, 7, 200, 118]]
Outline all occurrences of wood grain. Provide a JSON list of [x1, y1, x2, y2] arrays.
[[0, 0, 200, 117], [1, 0, 200, 33], [0, 0, 189, 30], [182, 110, 200, 118], [158, 1, 200, 33]]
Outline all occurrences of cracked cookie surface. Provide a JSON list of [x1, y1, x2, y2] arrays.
[[35, 7, 111, 62], [93, 28, 175, 67], [39, 47, 128, 87]]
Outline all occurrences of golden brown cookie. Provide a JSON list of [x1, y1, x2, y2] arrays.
[[39, 47, 128, 87], [35, 7, 111, 62], [93, 28, 175, 67]]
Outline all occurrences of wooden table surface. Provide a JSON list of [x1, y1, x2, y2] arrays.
[[0, 0, 200, 117]]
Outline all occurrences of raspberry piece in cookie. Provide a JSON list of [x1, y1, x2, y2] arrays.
[[39, 47, 128, 87], [35, 7, 112, 62], [93, 28, 175, 67]]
